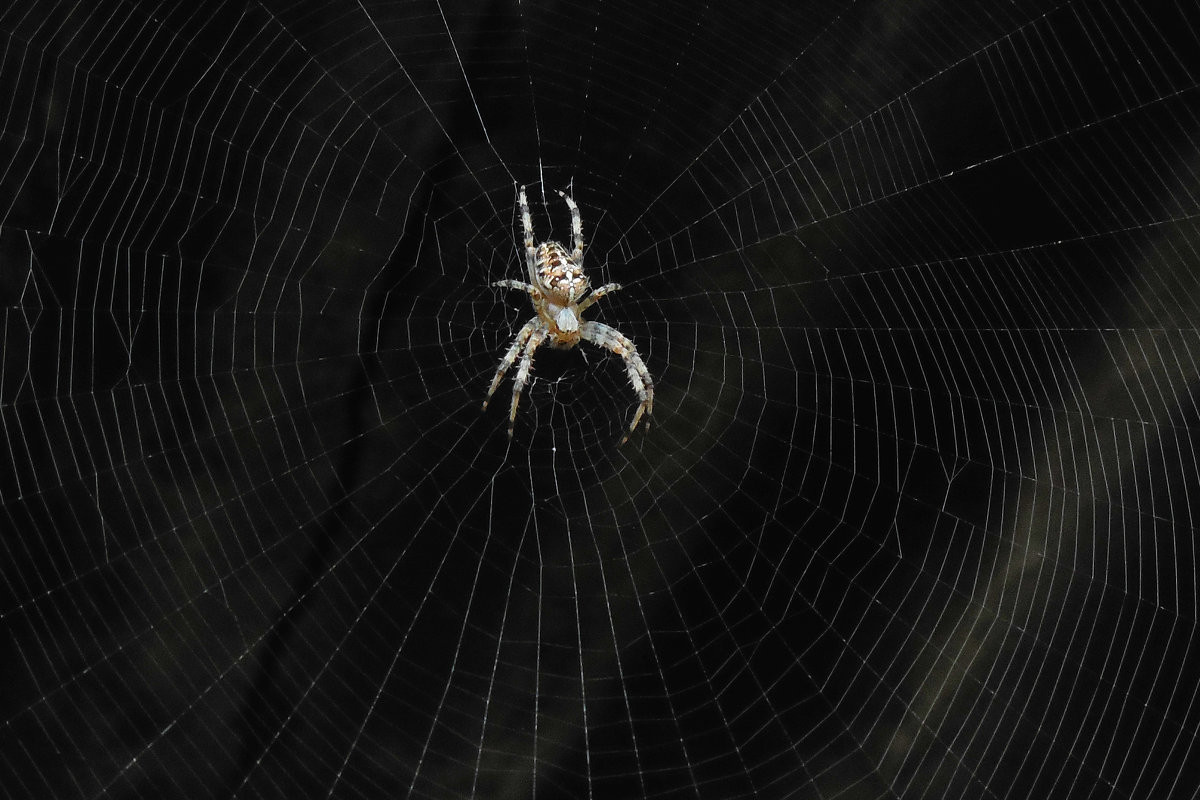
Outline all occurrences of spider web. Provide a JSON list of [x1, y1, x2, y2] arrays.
[[3, 0, 1200, 797]]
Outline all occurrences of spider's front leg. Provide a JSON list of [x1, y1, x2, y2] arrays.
[[483, 318, 538, 411], [579, 320, 654, 443], [507, 328, 548, 438]]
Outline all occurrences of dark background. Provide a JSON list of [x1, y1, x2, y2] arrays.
[[3, 1, 1200, 798]]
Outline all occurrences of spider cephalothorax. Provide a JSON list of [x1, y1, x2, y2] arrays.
[[483, 186, 654, 441]]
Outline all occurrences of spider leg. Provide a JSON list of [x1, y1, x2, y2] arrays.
[[493, 279, 539, 296], [483, 318, 538, 411], [579, 320, 654, 443], [577, 282, 621, 312], [557, 190, 583, 263], [507, 328, 548, 438], [519, 185, 539, 287]]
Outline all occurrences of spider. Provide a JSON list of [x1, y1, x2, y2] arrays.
[[483, 185, 654, 442]]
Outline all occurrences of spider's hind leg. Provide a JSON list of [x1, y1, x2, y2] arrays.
[[519, 185, 539, 286], [557, 190, 584, 262], [519, 185, 534, 251]]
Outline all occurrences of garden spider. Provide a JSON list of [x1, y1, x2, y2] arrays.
[[483, 186, 653, 442]]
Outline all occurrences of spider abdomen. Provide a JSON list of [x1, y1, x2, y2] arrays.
[[537, 242, 588, 302]]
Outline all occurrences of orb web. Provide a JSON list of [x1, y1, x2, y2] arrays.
[[2, 1, 1199, 798]]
